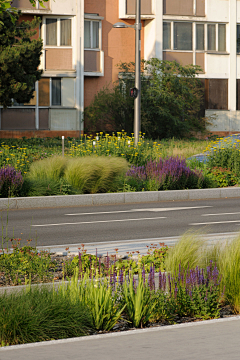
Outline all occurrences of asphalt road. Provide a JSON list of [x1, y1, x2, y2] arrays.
[[0, 197, 240, 248]]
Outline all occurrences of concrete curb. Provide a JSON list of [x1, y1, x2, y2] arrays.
[[0, 187, 240, 210], [1, 315, 240, 351]]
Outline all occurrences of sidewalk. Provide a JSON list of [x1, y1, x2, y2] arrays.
[[1, 316, 240, 360]]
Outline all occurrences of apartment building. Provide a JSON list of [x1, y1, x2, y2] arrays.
[[1, 0, 239, 137]]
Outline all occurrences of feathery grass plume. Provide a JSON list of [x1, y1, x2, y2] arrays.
[[64, 156, 129, 193], [216, 234, 240, 313], [27, 156, 67, 182], [165, 231, 207, 275]]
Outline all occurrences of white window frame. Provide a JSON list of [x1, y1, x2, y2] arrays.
[[84, 18, 102, 51], [163, 21, 227, 53], [42, 16, 73, 48]]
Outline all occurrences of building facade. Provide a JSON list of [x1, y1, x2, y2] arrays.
[[1, 0, 240, 137]]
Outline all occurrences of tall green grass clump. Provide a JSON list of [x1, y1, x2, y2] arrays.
[[215, 236, 240, 313], [64, 156, 129, 193], [28, 156, 67, 181], [165, 232, 206, 274], [0, 286, 92, 346]]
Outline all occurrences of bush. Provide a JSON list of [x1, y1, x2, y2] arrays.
[[207, 147, 240, 178], [85, 59, 208, 139], [27, 156, 67, 182], [206, 167, 239, 187], [125, 157, 206, 191], [0, 166, 24, 197]]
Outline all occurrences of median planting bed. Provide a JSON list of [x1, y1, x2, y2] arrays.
[[0, 134, 239, 198], [1, 232, 239, 346]]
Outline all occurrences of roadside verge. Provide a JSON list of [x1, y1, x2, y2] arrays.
[[0, 187, 240, 210]]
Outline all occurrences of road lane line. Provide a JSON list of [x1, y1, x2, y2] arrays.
[[190, 220, 240, 226], [65, 206, 212, 216], [32, 216, 166, 227], [202, 212, 240, 216]]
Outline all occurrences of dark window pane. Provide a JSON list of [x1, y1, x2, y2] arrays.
[[174, 22, 192, 50], [218, 24, 226, 51], [163, 22, 171, 50], [208, 24, 216, 50], [196, 24, 204, 50], [237, 25, 240, 53], [84, 21, 91, 48], [46, 19, 57, 46], [52, 78, 61, 106], [61, 19, 71, 46]]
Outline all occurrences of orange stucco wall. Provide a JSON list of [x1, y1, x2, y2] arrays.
[[84, 0, 145, 108]]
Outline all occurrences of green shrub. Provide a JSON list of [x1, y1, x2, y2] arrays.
[[0, 287, 92, 345], [207, 147, 240, 177], [206, 167, 239, 187], [64, 156, 129, 194]]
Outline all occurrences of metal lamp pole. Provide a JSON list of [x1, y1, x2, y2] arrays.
[[134, 0, 141, 146], [113, 0, 141, 146]]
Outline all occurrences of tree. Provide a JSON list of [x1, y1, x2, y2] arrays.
[[85, 59, 208, 139], [0, 10, 43, 108]]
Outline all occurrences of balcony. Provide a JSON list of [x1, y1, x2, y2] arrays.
[[84, 50, 104, 76], [119, 0, 154, 19], [11, 0, 50, 11]]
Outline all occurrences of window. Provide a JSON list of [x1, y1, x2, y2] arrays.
[[174, 22, 192, 50], [84, 20, 99, 49], [163, 22, 171, 50], [196, 24, 204, 51], [237, 25, 240, 53], [45, 18, 72, 46], [207, 24, 216, 50], [52, 78, 61, 106], [163, 22, 226, 53]]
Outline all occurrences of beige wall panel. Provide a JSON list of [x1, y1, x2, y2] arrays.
[[62, 78, 75, 107], [50, 109, 78, 130], [163, 51, 193, 66], [196, 0, 205, 16], [51, 0, 75, 15], [39, 109, 49, 129], [45, 49, 72, 70], [24, 91, 37, 106], [84, 51, 100, 72], [196, 53, 205, 72], [1, 109, 35, 130], [39, 1, 50, 9], [163, 0, 193, 16], [11, 0, 35, 9], [39, 78, 50, 106], [126, 0, 152, 15]]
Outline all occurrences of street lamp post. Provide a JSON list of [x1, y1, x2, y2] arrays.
[[113, 0, 141, 146]]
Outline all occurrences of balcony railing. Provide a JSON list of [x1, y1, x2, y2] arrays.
[[11, 0, 50, 10], [84, 50, 104, 76], [126, 0, 153, 15]]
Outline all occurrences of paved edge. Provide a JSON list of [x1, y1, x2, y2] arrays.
[[1, 187, 240, 210], [1, 316, 240, 351]]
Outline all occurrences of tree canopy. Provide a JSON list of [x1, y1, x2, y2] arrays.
[[85, 59, 208, 139], [0, 10, 43, 108]]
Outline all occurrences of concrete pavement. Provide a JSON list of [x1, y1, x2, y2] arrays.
[[1, 316, 240, 360]]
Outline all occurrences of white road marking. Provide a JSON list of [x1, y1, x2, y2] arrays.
[[202, 212, 240, 217], [32, 216, 166, 227], [65, 206, 212, 216], [190, 220, 240, 226]]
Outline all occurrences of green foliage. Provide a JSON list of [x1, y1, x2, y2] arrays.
[[0, 286, 92, 345], [28, 156, 67, 182], [207, 147, 240, 178], [206, 167, 239, 188], [215, 236, 240, 313], [122, 274, 156, 328], [0, 244, 55, 285], [0, 10, 42, 108], [64, 156, 129, 194], [165, 232, 206, 274], [85, 59, 208, 139]]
